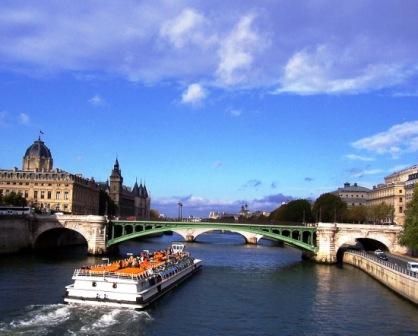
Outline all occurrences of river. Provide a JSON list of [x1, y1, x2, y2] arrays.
[[0, 232, 417, 336]]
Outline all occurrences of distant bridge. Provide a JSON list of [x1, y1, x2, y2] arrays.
[[108, 220, 318, 252]]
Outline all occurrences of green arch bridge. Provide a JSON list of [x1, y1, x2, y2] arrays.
[[108, 220, 318, 253]]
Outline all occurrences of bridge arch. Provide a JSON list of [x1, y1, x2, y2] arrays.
[[108, 221, 318, 253], [172, 227, 263, 245], [32, 215, 107, 255], [34, 227, 87, 250]]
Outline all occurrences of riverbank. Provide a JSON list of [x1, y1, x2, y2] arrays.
[[343, 251, 418, 305]]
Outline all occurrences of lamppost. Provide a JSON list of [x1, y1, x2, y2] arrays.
[[177, 202, 183, 221]]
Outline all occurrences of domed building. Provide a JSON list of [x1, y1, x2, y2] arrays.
[[0, 137, 99, 215], [22, 137, 53, 172]]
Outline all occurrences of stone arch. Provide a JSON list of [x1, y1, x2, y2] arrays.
[[335, 236, 390, 263], [34, 227, 88, 250], [33, 216, 107, 255]]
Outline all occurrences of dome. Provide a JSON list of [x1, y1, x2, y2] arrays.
[[24, 138, 52, 159]]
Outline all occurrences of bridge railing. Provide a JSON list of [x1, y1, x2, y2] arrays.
[[347, 249, 418, 280]]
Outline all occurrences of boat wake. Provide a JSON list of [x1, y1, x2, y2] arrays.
[[0, 304, 152, 335]]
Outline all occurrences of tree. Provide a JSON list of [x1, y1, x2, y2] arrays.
[[150, 209, 160, 220], [2, 192, 27, 206], [400, 184, 418, 251], [345, 205, 368, 223], [270, 199, 313, 223], [368, 203, 394, 224], [312, 193, 347, 222]]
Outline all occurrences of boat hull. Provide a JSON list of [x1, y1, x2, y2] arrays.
[[64, 259, 202, 309]]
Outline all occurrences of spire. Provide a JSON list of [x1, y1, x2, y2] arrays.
[[114, 157, 120, 170], [132, 177, 140, 197]]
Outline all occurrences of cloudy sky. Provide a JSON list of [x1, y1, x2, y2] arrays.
[[1, 1, 418, 216]]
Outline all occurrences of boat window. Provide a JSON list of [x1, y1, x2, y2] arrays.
[[113, 283, 117, 289], [92, 282, 97, 287]]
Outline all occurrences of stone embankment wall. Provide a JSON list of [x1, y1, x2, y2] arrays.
[[0, 217, 32, 254], [343, 251, 418, 305]]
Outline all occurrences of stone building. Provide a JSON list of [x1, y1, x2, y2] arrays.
[[100, 159, 150, 219], [368, 165, 418, 225], [405, 172, 418, 203], [333, 182, 370, 207], [0, 137, 99, 214]]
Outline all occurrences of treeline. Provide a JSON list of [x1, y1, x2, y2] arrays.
[[269, 193, 394, 224], [0, 191, 27, 206]]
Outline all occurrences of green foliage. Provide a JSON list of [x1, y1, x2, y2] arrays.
[[345, 205, 368, 223], [312, 193, 346, 222], [2, 191, 27, 206], [367, 203, 394, 224], [270, 199, 313, 223], [400, 184, 418, 250]]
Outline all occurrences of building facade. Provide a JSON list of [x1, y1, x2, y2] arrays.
[[368, 165, 418, 225], [333, 182, 370, 207], [0, 138, 99, 214], [102, 159, 150, 219], [405, 172, 418, 203]]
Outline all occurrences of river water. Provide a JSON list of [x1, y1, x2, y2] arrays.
[[0, 232, 417, 336]]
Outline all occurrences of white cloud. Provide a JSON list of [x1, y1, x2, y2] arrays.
[[350, 168, 384, 178], [216, 15, 262, 86], [352, 120, 418, 157], [89, 95, 105, 106], [345, 154, 374, 162], [160, 8, 206, 48], [229, 109, 242, 117], [276, 45, 409, 95], [1, 2, 418, 95], [18, 112, 30, 125], [212, 161, 223, 169], [181, 83, 206, 104]]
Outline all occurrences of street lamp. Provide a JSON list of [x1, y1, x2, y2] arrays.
[[177, 202, 183, 221]]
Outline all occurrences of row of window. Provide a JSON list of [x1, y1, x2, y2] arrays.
[[0, 173, 71, 180], [340, 194, 366, 198], [0, 189, 69, 200], [1, 181, 69, 187]]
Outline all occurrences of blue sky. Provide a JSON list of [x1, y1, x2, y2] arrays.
[[1, 1, 418, 216]]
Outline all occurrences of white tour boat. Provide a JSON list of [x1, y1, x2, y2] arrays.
[[64, 243, 202, 309]]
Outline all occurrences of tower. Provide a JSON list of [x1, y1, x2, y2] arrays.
[[109, 158, 123, 212]]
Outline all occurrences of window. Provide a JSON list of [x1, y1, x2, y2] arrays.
[[399, 206, 403, 213], [56, 192, 61, 200], [0, 189, 3, 196], [24, 191, 28, 198], [34, 191, 38, 198], [64, 191, 69, 200], [40, 191, 45, 199], [399, 190, 402, 193], [47, 191, 51, 199], [400, 197, 403, 202]]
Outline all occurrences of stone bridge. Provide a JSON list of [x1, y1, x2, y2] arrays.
[[0, 214, 107, 255], [314, 222, 406, 263]]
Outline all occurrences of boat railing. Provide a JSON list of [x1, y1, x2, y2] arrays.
[[73, 268, 149, 281]]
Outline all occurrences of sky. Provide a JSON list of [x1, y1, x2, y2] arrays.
[[1, 1, 418, 217]]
